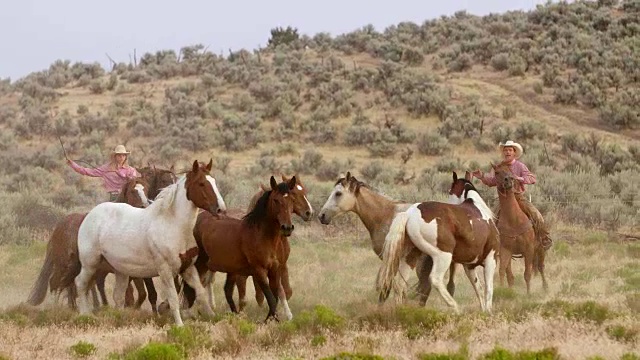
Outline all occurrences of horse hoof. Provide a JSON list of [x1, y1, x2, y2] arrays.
[[264, 314, 279, 323]]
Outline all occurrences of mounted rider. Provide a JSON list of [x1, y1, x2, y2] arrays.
[[471, 140, 552, 250]]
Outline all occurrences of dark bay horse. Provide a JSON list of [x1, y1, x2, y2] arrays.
[[182, 175, 313, 320], [26, 177, 151, 308], [377, 172, 499, 313], [492, 163, 547, 293], [193, 176, 296, 321]]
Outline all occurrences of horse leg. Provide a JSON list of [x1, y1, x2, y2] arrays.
[[224, 273, 239, 313], [158, 266, 184, 326], [75, 264, 98, 315], [483, 249, 497, 313], [235, 275, 248, 311], [180, 265, 214, 319], [132, 278, 147, 309], [254, 269, 279, 322], [112, 273, 130, 309], [95, 271, 109, 306], [498, 245, 511, 287], [447, 263, 457, 296], [416, 255, 433, 307], [281, 264, 293, 300], [124, 280, 135, 307], [393, 259, 412, 304], [506, 255, 515, 288], [429, 252, 459, 313], [201, 271, 215, 309], [536, 247, 548, 292], [143, 278, 158, 314], [90, 286, 100, 308], [463, 265, 485, 312], [524, 247, 534, 295]]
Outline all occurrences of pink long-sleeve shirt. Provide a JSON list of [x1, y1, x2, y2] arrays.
[[479, 160, 536, 194], [69, 161, 140, 193]]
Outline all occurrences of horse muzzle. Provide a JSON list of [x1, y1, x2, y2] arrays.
[[280, 224, 294, 237], [318, 212, 332, 225]]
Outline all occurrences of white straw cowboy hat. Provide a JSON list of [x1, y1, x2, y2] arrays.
[[112, 145, 131, 155], [498, 140, 523, 159]]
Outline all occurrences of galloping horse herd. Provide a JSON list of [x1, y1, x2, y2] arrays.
[[26, 159, 547, 326]]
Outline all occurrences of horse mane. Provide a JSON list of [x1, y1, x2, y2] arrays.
[[458, 179, 495, 220], [148, 175, 183, 214], [336, 175, 398, 203], [243, 182, 290, 227]]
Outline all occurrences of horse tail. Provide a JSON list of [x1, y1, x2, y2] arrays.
[[532, 245, 545, 276], [26, 243, 55, 306], [376, 211, 410, 303]]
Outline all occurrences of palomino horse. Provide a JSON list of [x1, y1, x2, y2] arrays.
[[182, 175, 313, 320], [75, 160, 225, 326], [94, 166, 178, 313], [318, 172, 431, 303], [193, 176, 296, 322], [26, 177, 152, 308], [492, 163, 547, 293], [377, 172, 499, 313]]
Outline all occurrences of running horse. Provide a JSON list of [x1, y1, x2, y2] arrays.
[[318, 172, 433, 303], [74, 160, 225, 326], [181, 175, 313, 320], [492, 163, 547, 293], [190, 176, 297, 322], [377, 171, 499, 313], [26, 177, 152, 308]]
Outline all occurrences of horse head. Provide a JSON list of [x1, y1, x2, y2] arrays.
[[282, 174, 313, 221], [185, 159, 226, 215], [116, 178, 151, 208], [492, 163, 516, 195], [269, 176, 296, 237], [318, 171, 365, 225]]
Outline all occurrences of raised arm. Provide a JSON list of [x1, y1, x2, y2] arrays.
[[68, 160, 108, 178]]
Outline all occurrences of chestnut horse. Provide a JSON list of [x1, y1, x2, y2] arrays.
[[182, 175, 313, 320], [75, 160, 225, 326], [193, 176, 296, 321], [492, 163, 547, 293], [377, 171, 499, 313], [26, 177, 152, 308]]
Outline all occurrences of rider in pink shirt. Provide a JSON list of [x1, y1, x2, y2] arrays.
[[472, 140, 552, 250], [67, 145, 141, 201]]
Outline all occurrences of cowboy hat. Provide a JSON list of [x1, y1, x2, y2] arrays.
[[112, 145, 131, 155], [498, 140, 523, 159]]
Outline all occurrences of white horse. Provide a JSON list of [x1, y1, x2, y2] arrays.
[[75, 160, 227, 326]]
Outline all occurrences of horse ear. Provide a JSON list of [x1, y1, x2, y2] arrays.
[[169, 164, 175, 173], [491, 163, 498, 171], [259, 183, 269, 191], [192, 160, 199, 172], [465, 171, 472, 181], [288, 175, 297, 190], [453, 172, 458, 182], [270, 176, 278, 191], [206, 158, 213, 172], [346, 171, 351, 180]]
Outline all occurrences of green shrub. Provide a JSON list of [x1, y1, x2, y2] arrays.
[[69, 341, 96, 358]]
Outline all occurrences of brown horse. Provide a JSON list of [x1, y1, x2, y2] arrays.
[[492, 163, 547, 293], [194, 176, 296, 321], [182, 175, 313, 320], [26, 177, 151, 308], [377, 172, 499, 313]]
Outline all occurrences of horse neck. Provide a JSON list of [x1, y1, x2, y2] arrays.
[[498, 189, 528, 224], [156, 178, 198, 226], [353, 187, 404, 255]]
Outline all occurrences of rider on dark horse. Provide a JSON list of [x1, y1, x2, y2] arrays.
[[472, 140, 553, 251]]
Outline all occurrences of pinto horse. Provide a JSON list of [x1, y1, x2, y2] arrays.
[[492, 163, 547, 293], [93, 166, 178, 313], [75, 160, 225, 326], [318, 172, 432, 303], [377, 171, 499, 313], [193, 176, 296, 322], [26, 177, 152, 308], [182, 175, 313, 320]]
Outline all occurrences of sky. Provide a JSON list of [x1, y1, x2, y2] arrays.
[[0, 0, 549, 81]]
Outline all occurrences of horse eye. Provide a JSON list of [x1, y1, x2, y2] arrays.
[[335, 191, 342, 197], [200, 182, 205, 187]]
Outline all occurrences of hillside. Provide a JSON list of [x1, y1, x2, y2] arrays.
[[0, 0, 638, 236]]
